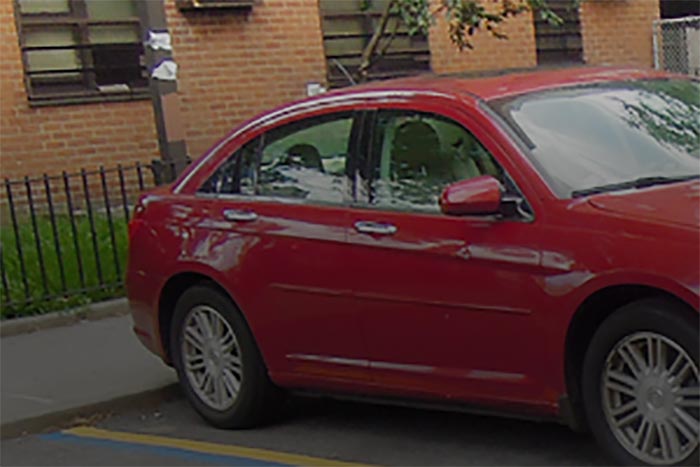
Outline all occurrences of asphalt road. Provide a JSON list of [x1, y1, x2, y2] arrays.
[[1, 394, 611, 466]]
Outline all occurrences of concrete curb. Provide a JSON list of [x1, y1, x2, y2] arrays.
[[0, 298, 129, 338], [0, 383, 181, 440]]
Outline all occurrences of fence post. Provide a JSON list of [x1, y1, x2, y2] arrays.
[[652, 19, 660, 70], [44, 174, 67, 293], [5, 179, 30, 301]]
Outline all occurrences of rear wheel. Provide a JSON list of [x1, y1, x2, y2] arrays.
[[582, 299, 699, 466], [170, 284, 280, 428]]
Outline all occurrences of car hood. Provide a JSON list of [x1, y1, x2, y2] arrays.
[[587, 180, 700, 228]]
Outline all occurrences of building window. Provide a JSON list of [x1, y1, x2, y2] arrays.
[[661, 0, 700, 19], [319, 0, 430, 88], [14, 0, 148, 105], [534, 0, 583, 65]]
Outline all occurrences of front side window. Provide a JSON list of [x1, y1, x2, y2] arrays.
[[492, 79, 700, 198], [365, 110, 504, 212], [201, 113, 356, 205], [15, 0, 146, 104]]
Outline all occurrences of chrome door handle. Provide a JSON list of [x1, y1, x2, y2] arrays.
[[223, 209, 258, 222], [354, 221, 397, 235]]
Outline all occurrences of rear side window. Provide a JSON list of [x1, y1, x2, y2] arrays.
[[200, 112, 357, 205], [199, 138, 258, 196]]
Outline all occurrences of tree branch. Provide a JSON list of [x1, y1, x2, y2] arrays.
[[357, 0, 396, 82], [378, 16, 401, 57]]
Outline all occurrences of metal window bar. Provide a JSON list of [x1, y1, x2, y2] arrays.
[[534, 0, 583, 65], [13, 0, 147, 102], [319, 1, 431, 88]]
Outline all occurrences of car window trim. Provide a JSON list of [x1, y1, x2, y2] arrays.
[[175, 90, 457, 194], [195, 191, 357, 209]]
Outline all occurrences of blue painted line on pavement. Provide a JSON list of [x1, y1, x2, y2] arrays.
[[40, 432, 289, 466]]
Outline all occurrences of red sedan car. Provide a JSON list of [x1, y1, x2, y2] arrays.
[[127, 67, 700, 466]]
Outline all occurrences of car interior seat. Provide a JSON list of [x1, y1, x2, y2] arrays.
[[390, 120, 445, 180], [285, 143, 324, 172]]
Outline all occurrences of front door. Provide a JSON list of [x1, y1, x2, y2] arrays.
[[347, 108, 551, 407]]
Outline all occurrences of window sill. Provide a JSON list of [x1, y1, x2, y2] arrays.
[[28, 89, 151, 108]]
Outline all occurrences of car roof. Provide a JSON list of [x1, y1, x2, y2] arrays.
[[171, 67, 674, 194], [319, 66, 673, 102]]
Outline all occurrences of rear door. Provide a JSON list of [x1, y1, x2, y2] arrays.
[[196, 111, 371, 387]]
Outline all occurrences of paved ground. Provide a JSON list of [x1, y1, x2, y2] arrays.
[[0, 304, 612, 466], [1, 394, 611, 466], [0, 314, 176, 433]]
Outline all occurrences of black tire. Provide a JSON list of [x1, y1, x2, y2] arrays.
[[170, 284, 281, 428], [582, 298, 699, 466]]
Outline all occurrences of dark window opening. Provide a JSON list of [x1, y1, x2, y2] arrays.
[[319, 0, 431, 88], [661, 0, 700, 19], [92, 43, 145, 87], [534, 0, 583, 65]]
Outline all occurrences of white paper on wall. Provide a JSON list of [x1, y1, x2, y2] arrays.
[[306, 82, 327, 97], [152, 60, 178, 81], [146, 31, 173, 51]]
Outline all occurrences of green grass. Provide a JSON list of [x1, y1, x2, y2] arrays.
[[1, 212, 128, 319]]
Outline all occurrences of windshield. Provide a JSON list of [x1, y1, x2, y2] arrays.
[[491, 79, 700, 198]]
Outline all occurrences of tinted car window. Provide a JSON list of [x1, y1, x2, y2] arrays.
[[367, 110, 503, 212], [257, 114, 353, 203], [200, 113, 355, 204], [491, 79, 700, 198], [199, 138, 259, 196]]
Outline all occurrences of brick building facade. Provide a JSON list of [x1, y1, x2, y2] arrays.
[[1, 0, 661, 180]]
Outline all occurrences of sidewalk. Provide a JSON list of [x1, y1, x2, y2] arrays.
[[0, 302, 178, 438]]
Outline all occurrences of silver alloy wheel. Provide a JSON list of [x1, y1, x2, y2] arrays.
[[181, 305, 243, 411], [602, 331, 700, 465]]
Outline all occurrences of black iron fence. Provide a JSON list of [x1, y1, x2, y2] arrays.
[[1, 161, 175, 318]]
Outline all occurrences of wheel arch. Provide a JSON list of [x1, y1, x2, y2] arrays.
[[563, 283, 699, 432], [158, 271, 248, 364]]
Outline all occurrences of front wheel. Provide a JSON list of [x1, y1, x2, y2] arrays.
[[582, 299, 699, 466]]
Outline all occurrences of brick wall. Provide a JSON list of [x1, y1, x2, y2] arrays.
[[164, 0, 327, 161], [580, 0, 659, 67], [429, 2, 538, 74], [0, 2, 159, 181], [0, 0, 327, 181], [1, 0, 660, 181]]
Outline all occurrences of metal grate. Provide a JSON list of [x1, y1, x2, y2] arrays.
[[14, 0, 148, 104], [319, 0, 430, 87], [534, 0, 583, 65], [653, 15, 700, 77]]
